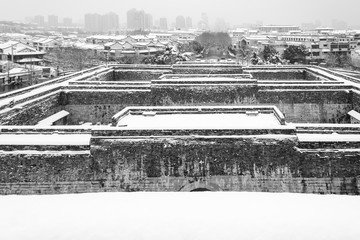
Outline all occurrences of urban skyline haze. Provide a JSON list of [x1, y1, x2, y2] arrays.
[[2, 0, 360, 28]]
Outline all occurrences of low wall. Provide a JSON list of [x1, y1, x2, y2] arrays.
[[0, 153, 93, 185], [61, 86, 352, 124], [64, 91, 151, 124], [151, 85, 352, 123], [245, 69, 318, 80], [1, 176, 359, 194], [1, 135, 359, 195], [173, 65, 243, 74], [113, 70, 172, 81], [0, 92, 62, 125], [258, 90, 352, 123]]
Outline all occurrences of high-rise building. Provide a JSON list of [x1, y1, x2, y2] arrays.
[[145, 14, 153, 30], [198, 12, 209, 30], [201, 13, 208, 25], [101, 12, 119, 32], [154, 19, 160, 29], [48, 15, 58, 27], [159, 18, 168, 30], [186, 17, 192, 29], [34, 15, 45, 26], [127, 9, 141, 30], [127, 9, 137, 29], [84, 13, 102, 32], [63, 18, 73, 27], [84, 13, 118, 33], [127, 9, 151, 30], [175, 16, 186, 29]]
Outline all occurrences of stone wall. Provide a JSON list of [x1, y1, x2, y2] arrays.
[[1, 176, 359, 195], [173, 66, 243, 74], [257, 90, 352, 123], [62, 86, 352, 124], [1, 135, 359, 194], [0, 153, 93, 186], [64, 91, 151, 124], [244, 70, 318, 80], [113, 70, 172, 81], [85, 70, 113, 82], [350, 90, 360, 113], [151, 85, 352, 123], [0, 92, 62, 125]]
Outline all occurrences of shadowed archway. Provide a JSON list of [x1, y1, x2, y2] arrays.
[[190, 188, 212, 192], [179, 182, 222, 192]]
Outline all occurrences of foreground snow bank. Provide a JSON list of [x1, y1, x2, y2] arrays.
[[0, 192, 359, 240]]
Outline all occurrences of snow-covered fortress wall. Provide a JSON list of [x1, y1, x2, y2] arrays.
[[0, 132, 359, 195], [1, 64, 360, 194]]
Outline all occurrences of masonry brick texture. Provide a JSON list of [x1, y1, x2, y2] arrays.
[[1, 67, 360, 195], [1, 137, 359, 194]]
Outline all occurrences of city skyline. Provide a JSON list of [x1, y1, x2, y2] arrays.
[[2, 0, 360, 28]]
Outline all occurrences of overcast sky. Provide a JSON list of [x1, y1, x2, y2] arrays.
[[3, 0, 360, 27]]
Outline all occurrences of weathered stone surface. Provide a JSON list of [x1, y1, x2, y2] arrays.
[[1, 65, 360, 195], [114, 70, 172, 81], [0, 93, 62, 125]]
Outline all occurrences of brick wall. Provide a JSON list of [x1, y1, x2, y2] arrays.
[[1, 136, 359, 194], [113, 70, 172, 80], [64, 91, 151, 124], [0, 93, 62, 125], [245, 69, 318, 80]]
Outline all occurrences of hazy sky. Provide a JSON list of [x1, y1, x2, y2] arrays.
[[2, 0, 360, 27]]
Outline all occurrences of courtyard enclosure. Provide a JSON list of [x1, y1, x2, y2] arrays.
[[1, 63, 360, 194]]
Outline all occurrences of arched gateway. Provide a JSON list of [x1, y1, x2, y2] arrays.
[[179, 182, 223, 192]]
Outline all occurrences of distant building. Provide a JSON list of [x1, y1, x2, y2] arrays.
[[126, 9, 152, 30], [186, 17, 192, 29], [127, 9, 138, 29], [33, 16, 45, 26], [159, 18, 168, 30], [84, 13, 119, 33], [145, 14, 153, 30], [48, 15, 58, 27], [63, 18, 73, 27], [258, 25, 300, 33], [85, 13, 102, 32], [201, 13, 208, 25], [101, 12, 119, 32], [127, 9, 148, 30], [176, 16, 186, 29], [199, 12, 209, 30]]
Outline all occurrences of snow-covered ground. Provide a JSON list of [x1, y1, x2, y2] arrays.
[[118, 113, 281, 129], [0, 192, 359, 240]]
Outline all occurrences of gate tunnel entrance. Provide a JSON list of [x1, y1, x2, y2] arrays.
[[190, 188, 212, 192]]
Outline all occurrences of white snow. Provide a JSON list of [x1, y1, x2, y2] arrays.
[[0, 150, 90, 155], [0, 192, 358, 240], [36, 110, 69, 126], [298, 133, 360, 142], [117, 113, 281, 129], [0, 134, 91, 145], [348, 110, 360, 121]]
